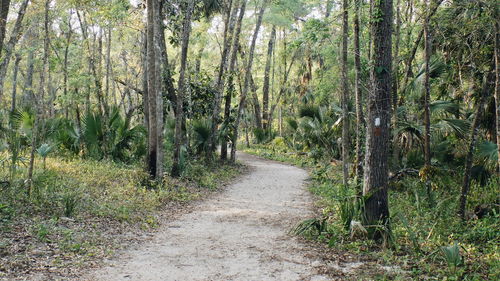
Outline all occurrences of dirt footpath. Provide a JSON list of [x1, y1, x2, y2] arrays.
[[82, 153, 330, 281]]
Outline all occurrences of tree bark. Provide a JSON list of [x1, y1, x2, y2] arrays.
[[105, 26, 112, 111], [495, 12, 500, 175], [459, 75, 490, 220], [171, 0, 194, 177], [157, 0, 176, 117], [221, 0, 246, 160], [76, 11, 107, 118], [10, 53, 19, 112], [0, 0, 11, 57], [341, 0, 350, 187], [401, 0, 444, 96], [209, 0, 239, 154], [23, 49, 34, 104], [354, 0, 364, 183], [28, 0, 50, 195], [0, 0, 29, 103], [262, 25, 276, 131], [423, 0, 433, 204], [230, 1, 267, 162], [146, 0, 159, 179], [363, 0, 393, 241], [249, 73, 262, 129], [153, 0, 164, 177], [391, 0, 401, 167], [63, 13, 73, 116]]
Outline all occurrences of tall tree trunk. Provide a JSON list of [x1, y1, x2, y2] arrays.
[[363, 0, 393, 241], [153, 0, 164, 177], [63, 14, 72, 116], [494, 12, 500, 175], [423, 0, 433, 204], [221, 0, 246, 160], [401, 0, 444, 97], [230, 1, 267, 162], [171, 0, 194, 177], [146, 0, 159, 179], [0, 0, 10, 57], [10, 53, 19, 112], [105, 26, 112, 111], [262, 25, 276, 131], [250, 73, 262, 129], [76, 11, 107, 118], [0, 0, 29, 102], [157, 0, 176, 117], [341, 0, 350, 187], [459, 75, 490, 220], [28, 0, 50, 195], [23, 49, 34, 105], [209, 0, 239, 154], [141, 29, 149, 131], [391, 0, 401, 167], [354, 0, 364, 183]]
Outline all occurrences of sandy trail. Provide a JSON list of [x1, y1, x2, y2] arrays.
[[82, 153, 330, 281]]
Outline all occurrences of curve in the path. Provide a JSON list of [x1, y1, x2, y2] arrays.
[[83, 153, 330, 281]]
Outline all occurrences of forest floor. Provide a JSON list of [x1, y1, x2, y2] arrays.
[[76, 153, 396, 281]]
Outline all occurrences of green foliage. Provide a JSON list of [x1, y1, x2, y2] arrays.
[[190, 119, 212, 156], [81, 107, 145, 162], [440, 242, 462, 269], [246, 144, 499, 279]]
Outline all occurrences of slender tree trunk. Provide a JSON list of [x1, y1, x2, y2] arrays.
[[494, 13, 500, 175], [10, 53, 20, 112], [171, 0, 194, 177], [141, 29, 149, 131], [363, 0, 393, 242], [146, 0, 159, 179], [105, 26, 112, 110], [63, 15, 72, 114], [423, 0, 433, 204], [28, 0, 50, 195], [153, 0, 164, 177], [392, 0, 401, 167], [250, 73, 262, 129], [0, 0, 11, 57], [230, 1, 267, 162], [23, 49, 34, 104], [76, 11, 107, 118], [157, 0, 176, 117], [195, 45, 205, 73], [341, 0, 350, 187], [459, 76, 489, 220], [0, 0, 29, 102], [221, 0, 246, 160], [354, 0, 364, 183], [262, 25, 276, 131], [401, 0, 444, 96], [209, 0, 239, 154]]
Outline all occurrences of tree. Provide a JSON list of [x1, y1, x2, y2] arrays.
[[459, 74, 490, 220], [262, 25, 276, 131], [0, 0, 10, 56], [341, 0, 349, 187], [495, 9, 500, 175], [423, 0, 432, 204], [146, 0, 161, 179], [221, 0, 246, 160], [353, 0, 364, 183], [0, 0, 29, 102], [171, 0, 195, 177], [230, 0, 267, 162], [209, 0, 239, 155], [362, 0, 393, 241]]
